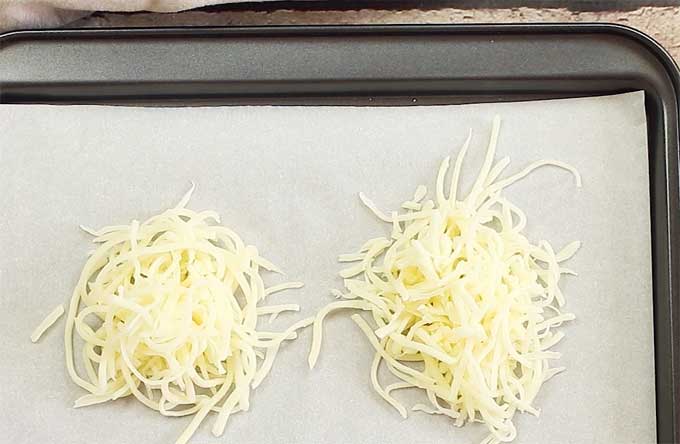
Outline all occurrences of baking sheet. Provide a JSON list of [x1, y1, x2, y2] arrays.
[[0, 91, 655, 444]]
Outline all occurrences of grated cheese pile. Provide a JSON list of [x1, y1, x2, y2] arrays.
[[63, 185, 311, 444], [308, 117, 581, 444]]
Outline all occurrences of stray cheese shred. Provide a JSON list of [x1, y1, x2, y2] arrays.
[[63, 185, 311, 444], [31, 304, 65, 343], [309, 117, 581, 444]]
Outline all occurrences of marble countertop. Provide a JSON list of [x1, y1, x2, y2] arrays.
[[70, 5, 680, 62]]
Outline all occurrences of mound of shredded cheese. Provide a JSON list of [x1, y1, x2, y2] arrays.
[[63, 185, 311, 444], [309, 117, 581, 444]]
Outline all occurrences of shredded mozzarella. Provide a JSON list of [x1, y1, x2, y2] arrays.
[[309, 117, 581, 444], [30, 304, 64, 343], [62, 186, 309, 444]]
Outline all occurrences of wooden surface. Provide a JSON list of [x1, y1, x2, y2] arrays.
[[71, 5, 680, 62]]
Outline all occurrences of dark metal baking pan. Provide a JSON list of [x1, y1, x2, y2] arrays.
[[0, 23, 678, 443]]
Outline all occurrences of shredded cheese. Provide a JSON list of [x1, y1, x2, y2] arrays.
[[62, 185, 310, 444], [309, 117, 581, 444], [30, 304, 64, 343]]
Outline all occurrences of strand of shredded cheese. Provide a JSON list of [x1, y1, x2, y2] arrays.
[[309, 116, 581, 444], [30, 304, 65, 343], [62, 186, 309, 444]]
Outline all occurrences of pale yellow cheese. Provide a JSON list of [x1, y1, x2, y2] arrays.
[[62, 185, 309, 444], [30, 304, 64, 343], [309, 117, 581, 444]]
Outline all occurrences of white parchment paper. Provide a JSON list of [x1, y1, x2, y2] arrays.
[[0, 92, 655, 444]]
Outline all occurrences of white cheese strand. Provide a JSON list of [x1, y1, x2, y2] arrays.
[[309, 117, 580, 444], [61, 186, 307, 444], [30, 304, 64, 343]]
